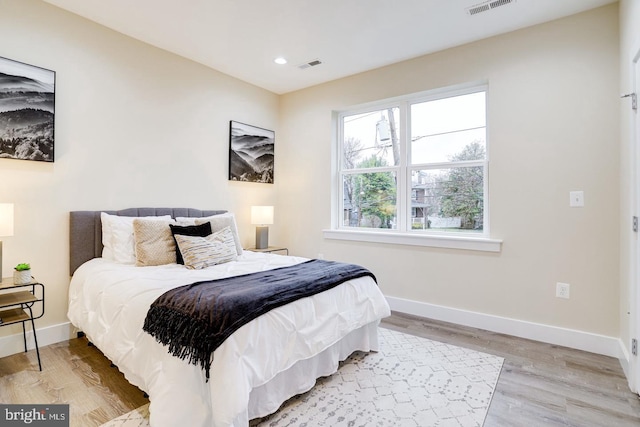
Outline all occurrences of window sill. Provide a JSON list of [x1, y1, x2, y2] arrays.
[[322, 229, 502, 252]]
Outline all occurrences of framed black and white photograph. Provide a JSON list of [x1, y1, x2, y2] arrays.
[[229, 120, 274, 183], [0, 56, 55, 163]]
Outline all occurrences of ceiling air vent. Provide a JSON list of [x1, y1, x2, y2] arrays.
[[466, 0, 515, 16], [298, 59, 322, 70]]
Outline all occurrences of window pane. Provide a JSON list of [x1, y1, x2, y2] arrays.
[[342, 171, 397, 229], [411, 92, 486, 165], [343, 107, 400, 168], [411, 91, 485, 137], [411, 167, 483, 232], [412, 130, 485, 165]]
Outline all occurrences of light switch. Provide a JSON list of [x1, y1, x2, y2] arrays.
[[569, 191, 584, 207]]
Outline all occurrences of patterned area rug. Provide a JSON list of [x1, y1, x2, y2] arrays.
[[101, 328, 503, 427]]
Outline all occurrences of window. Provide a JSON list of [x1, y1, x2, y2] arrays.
[[330, 83, 499, 251]]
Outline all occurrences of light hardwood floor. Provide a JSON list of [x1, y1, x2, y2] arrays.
[[383, 312, 640, 427], [0, 337, 148, 426], [1, 312, 639, 426]]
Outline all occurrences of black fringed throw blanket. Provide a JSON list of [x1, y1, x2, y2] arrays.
[[142, 259, 376, 379]]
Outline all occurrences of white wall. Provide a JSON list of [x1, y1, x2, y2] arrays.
[[279, 5, 620, 338], [619, 0, 640, 368], [0, 0, 280, 340]]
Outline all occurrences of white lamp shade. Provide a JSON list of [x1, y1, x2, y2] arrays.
[[251, 206, 274, 225], [0, 203, 14, 237]]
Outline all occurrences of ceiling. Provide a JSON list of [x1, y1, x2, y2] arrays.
[[42, 0, 616, 95]]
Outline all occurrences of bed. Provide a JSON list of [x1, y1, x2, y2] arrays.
[[67, 208, 391, 427]]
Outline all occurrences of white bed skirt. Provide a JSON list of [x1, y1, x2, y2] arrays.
[[245, 321, 380, 424]]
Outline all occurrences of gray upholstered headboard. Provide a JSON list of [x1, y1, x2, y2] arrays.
[[69, 208, 226, 275]]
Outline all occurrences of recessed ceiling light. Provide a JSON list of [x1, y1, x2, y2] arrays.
[[274, 57, 287, 65]]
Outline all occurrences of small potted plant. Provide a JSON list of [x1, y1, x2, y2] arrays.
[[14, 263, 32, 285]]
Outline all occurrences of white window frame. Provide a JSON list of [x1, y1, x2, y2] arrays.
[[324, 81, 502, 252]]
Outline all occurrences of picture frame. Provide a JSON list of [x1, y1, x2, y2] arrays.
[[228, 120, 274, 183], [0, 56, 55, 163]]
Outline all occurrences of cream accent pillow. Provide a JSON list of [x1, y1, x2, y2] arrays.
[[174, 227, 238, 270], [133, 218, 176, 266], [194, 213, 243, 255], [101, 213, 172, 264]]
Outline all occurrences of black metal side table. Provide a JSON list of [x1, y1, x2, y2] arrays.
[[0, 277, 44, 370]]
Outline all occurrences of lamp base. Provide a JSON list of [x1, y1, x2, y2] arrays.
[[255, 226, 269, 249]]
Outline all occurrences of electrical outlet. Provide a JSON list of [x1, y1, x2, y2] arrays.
[[556, 282, 570, 299]]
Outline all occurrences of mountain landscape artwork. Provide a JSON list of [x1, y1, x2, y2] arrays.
[[0, 56, 55, 163], [229, 121, 274, 183]]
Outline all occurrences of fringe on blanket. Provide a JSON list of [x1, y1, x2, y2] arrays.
[[143, 306, 216, 378]]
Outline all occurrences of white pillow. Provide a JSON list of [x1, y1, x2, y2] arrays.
[[175, 217, 198, 226], [174, 227, 238, 269], [193, 213, 243, 256], [101, 213, 172, 264], [175, 214, 231, 227]]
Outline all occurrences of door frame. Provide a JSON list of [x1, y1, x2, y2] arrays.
[[630, 45, 640, 394]]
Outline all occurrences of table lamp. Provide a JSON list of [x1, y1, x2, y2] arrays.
[[251, 206, 274, 250], [0, 203, 14, 280]]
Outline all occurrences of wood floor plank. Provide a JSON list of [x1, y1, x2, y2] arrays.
[[381, 312, 640, 426], [0, 337, 148, 426], [1, 311, 639, 426]]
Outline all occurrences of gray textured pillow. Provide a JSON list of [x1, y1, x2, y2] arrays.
[[133, 218, 176, 266], [175, 226, 238, 270], [194, 213, 243, 255]]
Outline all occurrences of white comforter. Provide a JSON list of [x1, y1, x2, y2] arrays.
[[68, 251, 390, 427]]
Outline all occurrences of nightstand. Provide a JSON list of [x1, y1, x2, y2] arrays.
[[0, 277, 44, 370], [245, 246, 289, 255]]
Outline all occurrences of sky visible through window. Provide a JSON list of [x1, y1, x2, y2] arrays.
[[343, 91, 486, 168]]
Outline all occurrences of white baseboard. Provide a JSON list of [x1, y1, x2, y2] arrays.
[[0, 321, 75, 359], [387, 296, 625, 359]]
